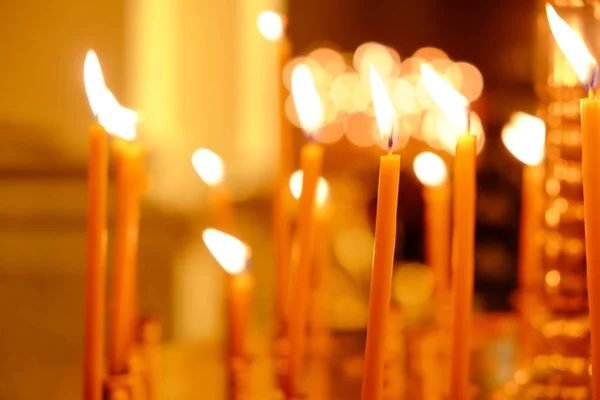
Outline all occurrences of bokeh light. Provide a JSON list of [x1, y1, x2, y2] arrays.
[[334, 229, 375, 276], [446, 62, 484, 101], [192, 148, 224, 186], [393, 263, 435, 307], [354, 42, 398, 78], [502, 112, 545, 166], [308, 47, 346, 80], [413, 46, 449, 61], [413, 152, 448, 186], [256, 11, 284, 41], [345, 112, 376, 147]]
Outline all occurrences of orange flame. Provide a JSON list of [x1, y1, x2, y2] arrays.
[[413, 152, 447, 187], [289, 170, 329, 208], [420, 63, 469, 132], [370, 66, 396, 144], [84, 50, 137, 140], [501, 112, 545, 166], [202, 229, 251, 275], [546, 3, 597, 86], [257, 11, 284, 41], [291, 64, 324, 136], [192, 149, 224, 186]]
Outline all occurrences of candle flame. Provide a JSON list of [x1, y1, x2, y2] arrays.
[[502, 112, 545, 166], [84, 50, 137, 140], [546, 3, 598, 88], [192, 148, 224, 186], [257, 11, 284, 41], [289, 170, 329, 208], [420, 63, 470, 132], [202, 229, 250, 275], [291, 64, 324, 137], [369, 66, 397, 148], [413, 152, 447, 187], [84, 51, 106, 116]]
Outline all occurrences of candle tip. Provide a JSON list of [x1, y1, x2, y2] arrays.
[[586, 66, 599, 95]]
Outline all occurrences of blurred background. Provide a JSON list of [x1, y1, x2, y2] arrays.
[[0, 0, 538, 398]]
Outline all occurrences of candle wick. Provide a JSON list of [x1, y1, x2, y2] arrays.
[[387, 135, 394, 154]]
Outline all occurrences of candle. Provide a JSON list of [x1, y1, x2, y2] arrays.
[[421, 63, 478, 400], [501, 112, 545, 292], [413, 152, 450, 324], [286, 64, 325, 396], [82, 51, 110, 400], [289, 171, 330, 333], [546, 3, 600, 393], [110, 135, 145, 376], [203, 229, 253, 359], [258, 10, 293, 337], [361, 66, 405, 400], [192, 148, 236, 233]]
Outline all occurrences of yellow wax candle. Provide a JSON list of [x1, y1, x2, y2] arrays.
[[203, 229, 253, 359], [362, 153, 400, 400], [109, 139, 145, 375], [583, 94, 600, 395], [361, 66, 403, 400], [257, 10, 293, 336], [545, 5, 600, 391], [414, 152, 451, 324], [420, 62, 478, 400], [84, 122, 109, 400], [449, 133, 477, 400], [273, 36, 293, 336], [286, 142, 323, 394]]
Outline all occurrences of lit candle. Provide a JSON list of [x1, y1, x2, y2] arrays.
[[289, 171, 330, 333], [546, 3, 600, 393], [286, 64, 325, 396], [421, 63, 478, 400], [258, 10, 292, 337], [192, 148, 236, 233], [501, 112, 545, 292], [102, 85, 143, 377], [361, 66, 405, 400], [413, 152, 450, 325], [82, 50, 110, 400], [203, 229, 253, 359]]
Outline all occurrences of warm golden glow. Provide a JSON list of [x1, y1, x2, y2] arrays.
[[546, 3, 597, 85], [413, 152, 447, 187], [84, 50, 137, 140], [257, 11, 284, 41], [291, 64, 324, 135], [289, 170, 329, 208], [369, 66, 397, 146], [202, 229, 250, 275], [545, 269, 561, 288], [420, 63, 469, 131], [192, 149, 224, 186], [502, 112, 545, 166]]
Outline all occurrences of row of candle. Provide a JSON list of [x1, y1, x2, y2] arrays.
[[80, 3, 600, 399]]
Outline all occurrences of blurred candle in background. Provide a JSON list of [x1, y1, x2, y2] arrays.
[[421, 63, 477, 400], [546, 3, 600, 394], [361, 66, 404, 400], [286, 64, 325, 396], [103, 92, 143, 377], [413, 152, 450, 325], [82, 50, 110, 400], [501, 112, 545, 292], [203, 229, 253, 360], [257, 9, 293, 338], [192, 148, 236, 233]]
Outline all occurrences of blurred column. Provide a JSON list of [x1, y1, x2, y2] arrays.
[[124, 0, 279, 341]]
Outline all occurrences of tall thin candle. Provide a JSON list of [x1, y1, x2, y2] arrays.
[[361, 66, 404, 400], [286, 64, 325, 396], [421, 63, 478, 400], [546, 3, 600, 394]]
